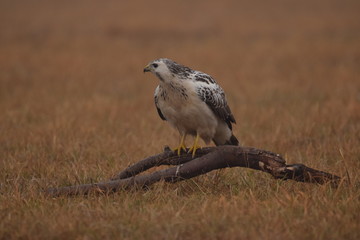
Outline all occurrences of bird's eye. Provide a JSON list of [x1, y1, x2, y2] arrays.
[[152, 63, 158, 68]]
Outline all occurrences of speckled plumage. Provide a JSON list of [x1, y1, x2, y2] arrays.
[[144, 58, 239, 147]]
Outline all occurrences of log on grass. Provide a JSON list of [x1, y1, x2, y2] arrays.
[[45, 146, 341, 197]]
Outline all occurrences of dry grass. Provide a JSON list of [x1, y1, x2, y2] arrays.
[[1, 0, 360, 239]]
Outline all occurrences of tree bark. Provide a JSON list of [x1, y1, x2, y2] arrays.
[[45, 146, 341, 197]]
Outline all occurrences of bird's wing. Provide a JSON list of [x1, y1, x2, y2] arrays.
[[194, 73, 236, 129], [154, 85, 166, 121]]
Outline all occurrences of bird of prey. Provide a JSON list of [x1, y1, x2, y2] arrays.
[[143, 58, 239, 157]]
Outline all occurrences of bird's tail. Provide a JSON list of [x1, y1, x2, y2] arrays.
[[213, 134, 239, 146], [225, 134, 239, 146]]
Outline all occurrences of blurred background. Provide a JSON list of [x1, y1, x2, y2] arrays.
[[1, 1, 360, 239], [1, 0, 359, 168]]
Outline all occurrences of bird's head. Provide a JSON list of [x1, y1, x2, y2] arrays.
[[143, 58, 192, 83]]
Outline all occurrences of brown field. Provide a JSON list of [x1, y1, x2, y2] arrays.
[[1, 0, 360, 239]]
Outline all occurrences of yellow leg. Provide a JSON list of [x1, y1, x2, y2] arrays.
[[188, 133, 201, 158], [173, 134, 187, 156]]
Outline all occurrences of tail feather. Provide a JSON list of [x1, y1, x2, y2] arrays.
[[213, 134, 239, 146], [225, 134, 239, 146]]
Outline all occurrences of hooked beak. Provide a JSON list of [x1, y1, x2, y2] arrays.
[[143, 65, 151, 73]]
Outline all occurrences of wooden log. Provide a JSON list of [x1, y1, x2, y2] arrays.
[[45, 146, 341, 197]]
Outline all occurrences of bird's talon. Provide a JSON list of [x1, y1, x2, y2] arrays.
[[188, 134, 201, 158], [173, 135, 187, 156], [173, 144, 187, 156], [188, 145, 201, 157]]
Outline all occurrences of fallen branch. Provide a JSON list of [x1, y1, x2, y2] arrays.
[[45, 146, 341, 197]]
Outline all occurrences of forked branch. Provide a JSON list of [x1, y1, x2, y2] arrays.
[[45, 146, 341, 197]]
